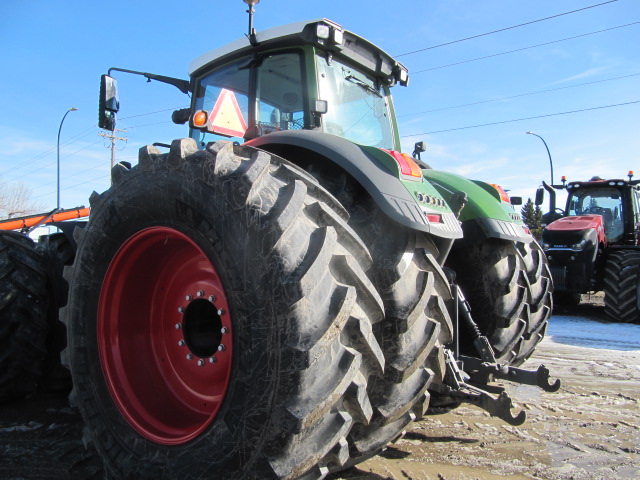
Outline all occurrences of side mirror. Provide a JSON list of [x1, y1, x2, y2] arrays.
[[510, 196, 522, 206], [535, 187, 544, 206], [99, 75, 119, 130]]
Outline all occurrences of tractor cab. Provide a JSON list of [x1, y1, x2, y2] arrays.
[[185, 19, 408, 151], [558, 176, 640, 246], [541, 173, 640, 296], [566, 182, 626, 243]]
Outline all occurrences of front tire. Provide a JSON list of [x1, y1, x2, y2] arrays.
[[604, 250, 640, 323], [63, 140, 385, 479]]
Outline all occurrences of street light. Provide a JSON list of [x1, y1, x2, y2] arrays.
[[57, 107, 78, 210], [526, 131, 554, 186]]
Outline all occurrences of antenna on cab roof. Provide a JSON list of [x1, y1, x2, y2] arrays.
[[243, 0, 260, 46]]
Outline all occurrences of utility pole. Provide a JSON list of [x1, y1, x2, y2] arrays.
[[99, 128, 128, 168]]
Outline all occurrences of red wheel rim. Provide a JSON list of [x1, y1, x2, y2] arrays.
[[98, 227, 232, 445]]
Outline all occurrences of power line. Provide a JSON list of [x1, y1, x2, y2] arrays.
[[401, 100, 639, 136], [412, 21, 640, 74], [31, 173, 110, 201], [119, 105, 189, 120], [121, 120, 176, 129], [396, 0, 619, 57], [1, 103, 183, 178], [3, 139, 104, 184], [0, 126, 99, 178], [398, 73, 640, 117]]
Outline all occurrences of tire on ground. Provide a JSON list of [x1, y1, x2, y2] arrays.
[[62, 139, 385, 479], [36, 233, 75, 392], [306, 167, 453, 465], [0, 231, 49, 399], [447, 238, 553, 366], [604, 250, 640, 323]]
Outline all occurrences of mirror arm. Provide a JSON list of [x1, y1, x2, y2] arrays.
[[107, 67, 191, 94], [541, 180, 556, 215]]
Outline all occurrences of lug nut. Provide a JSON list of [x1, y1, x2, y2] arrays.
[[217, 308, 225, 316], [218, 344, 226, 352], [197, 290, 204, 297], [178, 306, 184, 313], [186, 353, 193, 360], [208, 295, 216, 302], [209, 357, 216, 364], [197, 359, 205, 366], [186, 294, 193, 301], [178, 340, 185, 347], [175, 323, 182, 330], [221, 327, 228, 334]]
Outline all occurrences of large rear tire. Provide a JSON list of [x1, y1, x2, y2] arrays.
[[604, 250, 640, 323], [306, 166, 453, 465], [447, 238, 552, 366], [63, 140, 385, 479], [0, 231, 49, 399]]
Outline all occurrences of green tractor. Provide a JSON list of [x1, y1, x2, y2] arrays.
[[3, 7, 556, 479]]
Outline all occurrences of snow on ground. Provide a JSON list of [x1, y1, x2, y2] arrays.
[[547, 315, 640, 351]]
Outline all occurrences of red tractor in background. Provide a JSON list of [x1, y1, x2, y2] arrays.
[[539, 172, 640, 322]]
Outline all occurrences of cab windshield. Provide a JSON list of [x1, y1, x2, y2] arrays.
[[568, 187, 624, 241], [316, 55, 395, 149]]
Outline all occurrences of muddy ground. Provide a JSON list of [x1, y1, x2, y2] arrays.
[[1, 295, 638, 480]]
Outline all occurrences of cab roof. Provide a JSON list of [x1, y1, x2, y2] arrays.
[[188, 19, 409, 87]]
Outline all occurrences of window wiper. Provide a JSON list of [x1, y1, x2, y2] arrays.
[[344, 74, 382, 98]]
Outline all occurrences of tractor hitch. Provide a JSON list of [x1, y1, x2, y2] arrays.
[[459, 355, 561, 393], [435, 349, 528, 425], [438, 280, 561, 425]]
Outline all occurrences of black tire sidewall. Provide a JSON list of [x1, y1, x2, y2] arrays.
[[0, 231, 49, 399], [67, 167, 286, 478]]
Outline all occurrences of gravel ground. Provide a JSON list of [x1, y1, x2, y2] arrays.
[[1, 294, 638, 480], [329, 294, 640, 480]]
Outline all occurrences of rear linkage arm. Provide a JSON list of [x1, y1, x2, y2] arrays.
[[438, 278, 561, 426]]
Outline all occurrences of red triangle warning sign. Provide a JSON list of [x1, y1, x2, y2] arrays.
[[208, 89, 247, 138]]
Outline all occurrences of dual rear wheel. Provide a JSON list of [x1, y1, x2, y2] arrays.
[[64, 140, 391, 479], [63, 139, 550, 478]]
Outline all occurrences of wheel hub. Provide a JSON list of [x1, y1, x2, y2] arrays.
[[179, 296, 224, 362], [98, 227, 233, 445]]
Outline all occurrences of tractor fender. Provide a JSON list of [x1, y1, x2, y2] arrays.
[[423, 169, 533, 244], [246, 130, 462, 239]]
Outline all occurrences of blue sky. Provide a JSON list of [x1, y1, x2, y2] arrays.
[[1, 0, 638, 213]]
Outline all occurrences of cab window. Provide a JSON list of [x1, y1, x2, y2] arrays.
[[256, 53, 305, 133], [192, 58, 251, 145]]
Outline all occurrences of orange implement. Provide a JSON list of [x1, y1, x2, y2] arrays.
[[0, 207, 90, 231]]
